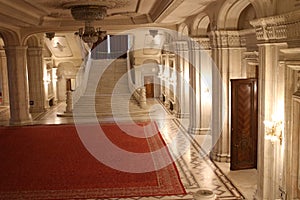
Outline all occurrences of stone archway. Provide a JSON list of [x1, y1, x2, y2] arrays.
[[0, 29, 32, 124], [178, 23, 189, 39], [192, 14, 211, 37], [217, 0, 253, 29]]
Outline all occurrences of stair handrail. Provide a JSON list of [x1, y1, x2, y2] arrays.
[[73, 53, 92, 104], [126, 50, 147, 108]]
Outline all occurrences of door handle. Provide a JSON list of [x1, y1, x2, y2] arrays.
[[234, 144, 239, 148]]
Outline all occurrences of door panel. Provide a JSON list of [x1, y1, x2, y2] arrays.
[[231, 79, 258, 170]]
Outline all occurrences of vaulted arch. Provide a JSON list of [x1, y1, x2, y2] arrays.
[[26, 34, 40, 47], [192, 13, 210, 36], [0, 29, 21, 46], [217, 0, 255, 30], [178, 23, 189, 38]]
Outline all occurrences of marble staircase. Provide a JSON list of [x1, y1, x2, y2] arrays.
[[72, 58, 149, 119]]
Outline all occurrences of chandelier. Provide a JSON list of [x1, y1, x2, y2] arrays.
[[67, 5, 107, 44], [77, 21, 107, 44]]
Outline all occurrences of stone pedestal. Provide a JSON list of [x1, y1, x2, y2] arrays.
[[65, 90, 73, 113]]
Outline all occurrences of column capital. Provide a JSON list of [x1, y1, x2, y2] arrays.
[[4, 45, 28, 51], [27, 47, 43, 56]]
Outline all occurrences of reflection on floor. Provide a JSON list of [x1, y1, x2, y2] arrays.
[[0, 99, 257, 199]]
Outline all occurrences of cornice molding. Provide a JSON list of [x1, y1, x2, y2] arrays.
[[250, 10, 300, 42], [191, 37, 211, 50]]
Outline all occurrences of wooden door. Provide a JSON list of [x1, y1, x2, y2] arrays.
[[144, 76, 154, 98], [230, 79, 258, 170]]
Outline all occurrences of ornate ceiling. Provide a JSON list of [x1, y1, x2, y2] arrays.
[[0, 0, 215, 34]]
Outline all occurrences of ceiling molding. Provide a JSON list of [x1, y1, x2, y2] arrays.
[[149, 0, 184, 23], [149, 0, 174, 22], [0, 1, 47, 28]]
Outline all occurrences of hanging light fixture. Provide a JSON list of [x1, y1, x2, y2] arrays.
[[76, 21, 106, 44], [65, 4, 107, 45]]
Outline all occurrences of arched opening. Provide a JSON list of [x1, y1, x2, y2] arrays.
[[178, 23, 189, 39], [193, 14, 211, 36], [238, 4, 257, 30], [217, 0, 253, 29]]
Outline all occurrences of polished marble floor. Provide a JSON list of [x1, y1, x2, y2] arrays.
[[0, 99, 257, 200]]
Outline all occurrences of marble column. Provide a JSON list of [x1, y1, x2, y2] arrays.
[[188, 40, 201, 134], [0, 47, 9, 106], [173, 41, 189, 118], [27, 47, 47, 113], [163, 52, 170, 108], [210, 31, 231, 162], [5, 46, 32, 124], [188, 38, 212, 135]]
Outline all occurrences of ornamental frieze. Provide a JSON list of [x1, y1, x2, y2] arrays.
[[209, 31, 242, 48], [250, 10, 300, 41]]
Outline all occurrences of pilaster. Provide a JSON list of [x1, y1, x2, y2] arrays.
[[210, 30, 245, 162], [250, 12, 299, 199], [255, 42, 287, 200]]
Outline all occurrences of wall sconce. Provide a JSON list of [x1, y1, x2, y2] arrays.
[[264, 116, 283, 144]]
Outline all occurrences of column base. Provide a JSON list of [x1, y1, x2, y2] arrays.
[[57, 112, 73, 117], [9, 115, 32, 126], [30, 107, 47, 113], [175, 112, 189, 118], [210, 152, 230, 163], [188, 127, 211, 135]]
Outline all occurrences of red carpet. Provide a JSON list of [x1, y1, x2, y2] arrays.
[[0, 122, 185, 199]]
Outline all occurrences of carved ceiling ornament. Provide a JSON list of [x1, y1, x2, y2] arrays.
[[38, 0, 130, 9], [250, 9, 300, 42]]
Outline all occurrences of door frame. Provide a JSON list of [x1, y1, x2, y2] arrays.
[[230, 78, 258, 170]]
